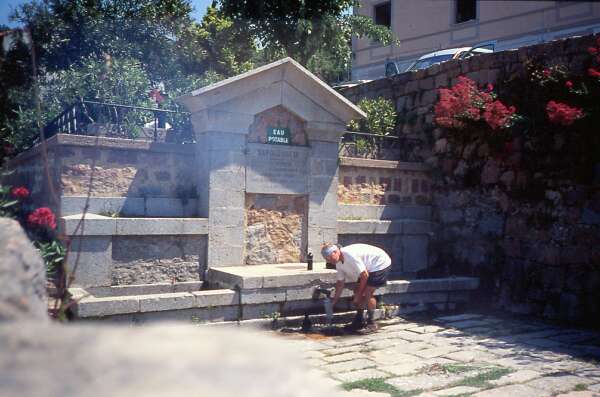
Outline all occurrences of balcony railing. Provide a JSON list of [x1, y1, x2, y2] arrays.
[[43, 100, 193, 143], [340, 131, 422, 161]]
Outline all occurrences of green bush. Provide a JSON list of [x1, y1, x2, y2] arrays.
[[350, 97, 396, 136]]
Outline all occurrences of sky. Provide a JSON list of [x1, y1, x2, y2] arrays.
[[0, 0, 213, 28]]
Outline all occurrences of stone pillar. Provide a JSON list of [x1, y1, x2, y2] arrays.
[[193, 110, 253, 270], [306, 125, 346, 256]]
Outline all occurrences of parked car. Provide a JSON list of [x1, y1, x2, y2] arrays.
[[385, 45, 494, 76]]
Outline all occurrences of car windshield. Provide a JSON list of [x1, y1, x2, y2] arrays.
[[411, 54, 454, 71]]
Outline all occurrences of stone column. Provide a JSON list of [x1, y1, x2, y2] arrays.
[[192, 110, 253, 271], [306, 124, 345, 257]]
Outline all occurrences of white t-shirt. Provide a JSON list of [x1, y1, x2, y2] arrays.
[[335, 244, 391, 282]]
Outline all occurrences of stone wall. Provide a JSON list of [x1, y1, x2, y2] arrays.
[[112, 236, 206, 285], [341, 34, 600, 326], [338, 157, 431, 205], [245, 194, 307, 265], [5, 134, 198, 215]]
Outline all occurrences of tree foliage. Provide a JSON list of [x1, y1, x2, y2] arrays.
[[218, 0, 398, 82]]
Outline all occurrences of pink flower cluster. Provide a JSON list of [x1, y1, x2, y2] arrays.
[[483, 101, 517, 130], [27, 207, 57, 230], [546, 101, 584, 126], [435, 76, 515, 130], [10, 186, 29, 200], [587, 37, 600, 78]]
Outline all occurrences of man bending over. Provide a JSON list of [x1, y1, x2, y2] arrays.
[[321, 243, 391, 332]]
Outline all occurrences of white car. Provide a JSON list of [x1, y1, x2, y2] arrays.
[[385, 46, 493, 76]]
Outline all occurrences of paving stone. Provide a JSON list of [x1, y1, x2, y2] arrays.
[[332, 368, 393, 383], [322, 345, 365, 356], [380, 361, 427, 376], [556, 392, 600, 397], [323, 358, 376, 373], [433, 386, 481, 396], [589, 384, 600, 392], [414, 346, 459, 359], [489, 369, 542, 386], [406, 325, 445, 334], [390, 330, 430, 342], [323, 352, 369, 363], [472, 384, 551, 397], [368, 350, 419, 366], [401, 342, 438, 352], [443, 350, 497, 363], [446, 320, 490, 329], [342, 389, 392, 397], [526, 375, 595, 394], [435, 314, 484, 323], [387, 373, 463, 391], [366, 339, 404, 350], [380, 322, 421, 332]]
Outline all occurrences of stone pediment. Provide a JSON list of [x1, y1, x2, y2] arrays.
[[178, 57, 365, 126]]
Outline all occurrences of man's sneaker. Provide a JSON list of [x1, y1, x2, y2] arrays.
[[365, 322, 378, 333], [343, 318, 365, 331]]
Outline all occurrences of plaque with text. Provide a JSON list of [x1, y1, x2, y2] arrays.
[[267, 127, 291, 145], [246, 143, 308, 194]]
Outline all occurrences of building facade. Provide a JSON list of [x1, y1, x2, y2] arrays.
[[352, 0, 600, 80]]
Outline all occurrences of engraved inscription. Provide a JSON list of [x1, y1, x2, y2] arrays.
[[246, 143, 308, 194]]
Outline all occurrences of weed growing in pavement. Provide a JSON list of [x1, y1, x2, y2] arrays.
[[341, 378, 422, 397]]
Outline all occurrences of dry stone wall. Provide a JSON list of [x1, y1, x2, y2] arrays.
[[341, 34, 600, 326]]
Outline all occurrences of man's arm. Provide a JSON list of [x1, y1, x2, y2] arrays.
[[353, 270, 369, 305], [331, 279, 345, 307]]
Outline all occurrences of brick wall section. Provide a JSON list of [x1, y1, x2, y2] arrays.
[[338, 157, 431, 205], [341, 34, 600, 326]]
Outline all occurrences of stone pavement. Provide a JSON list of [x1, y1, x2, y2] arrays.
[[275, 313, 600, 397]]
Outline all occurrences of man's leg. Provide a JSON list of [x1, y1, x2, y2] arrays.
[[363, 286, 377, 326], [346, 284, 367, 330]]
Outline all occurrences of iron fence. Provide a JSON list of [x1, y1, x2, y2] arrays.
[[43, 100, 193, 143], [340, 131, 422, 161]]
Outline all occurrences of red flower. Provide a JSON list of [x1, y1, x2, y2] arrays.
[[588, 68, 600, 78], [27, 207, 56, 230], [546, 101, 584, 126], [588, 47, 598, 55], [483, 100, 516, 130], [434, 76, 492, 129], [10, 186, 29, 200], [542, 69, 551, 77], [565, 81, 573, 89], [486, 83, 494, 92]]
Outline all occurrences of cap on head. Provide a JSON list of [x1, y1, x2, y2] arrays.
[[321, 243, 338, 260]]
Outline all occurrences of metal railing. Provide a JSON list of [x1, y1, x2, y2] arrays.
[[43, 100, 192, 143], [340, 131, 422, 161]]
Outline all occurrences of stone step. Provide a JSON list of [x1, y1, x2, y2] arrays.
[[69, 276, 479, 323]]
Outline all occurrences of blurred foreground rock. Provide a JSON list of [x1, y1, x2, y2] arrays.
[[0, 322, 344, 397], [0, 218, 47, 321], [0, 217, 345, 397]]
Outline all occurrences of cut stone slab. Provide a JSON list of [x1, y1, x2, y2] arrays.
[[386, 373, 463, 391], [433, 386, 481, 396], [323, 359, 377, 373], [414, 346, 460, 359], [525, 375, 596, 394], [555, 392, 600, 397], [472, 384, 551, 397], [323, 352, 369, 363], [489, 369, 542, 386], [436, 314, 484, 323], [380, 361, 427, 376], [446, 319, 490, 329], [139, 292, 195, 312], [332, 368, 393, 383], [368, 350, 420, 366], [443, 350, 497, 363]]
